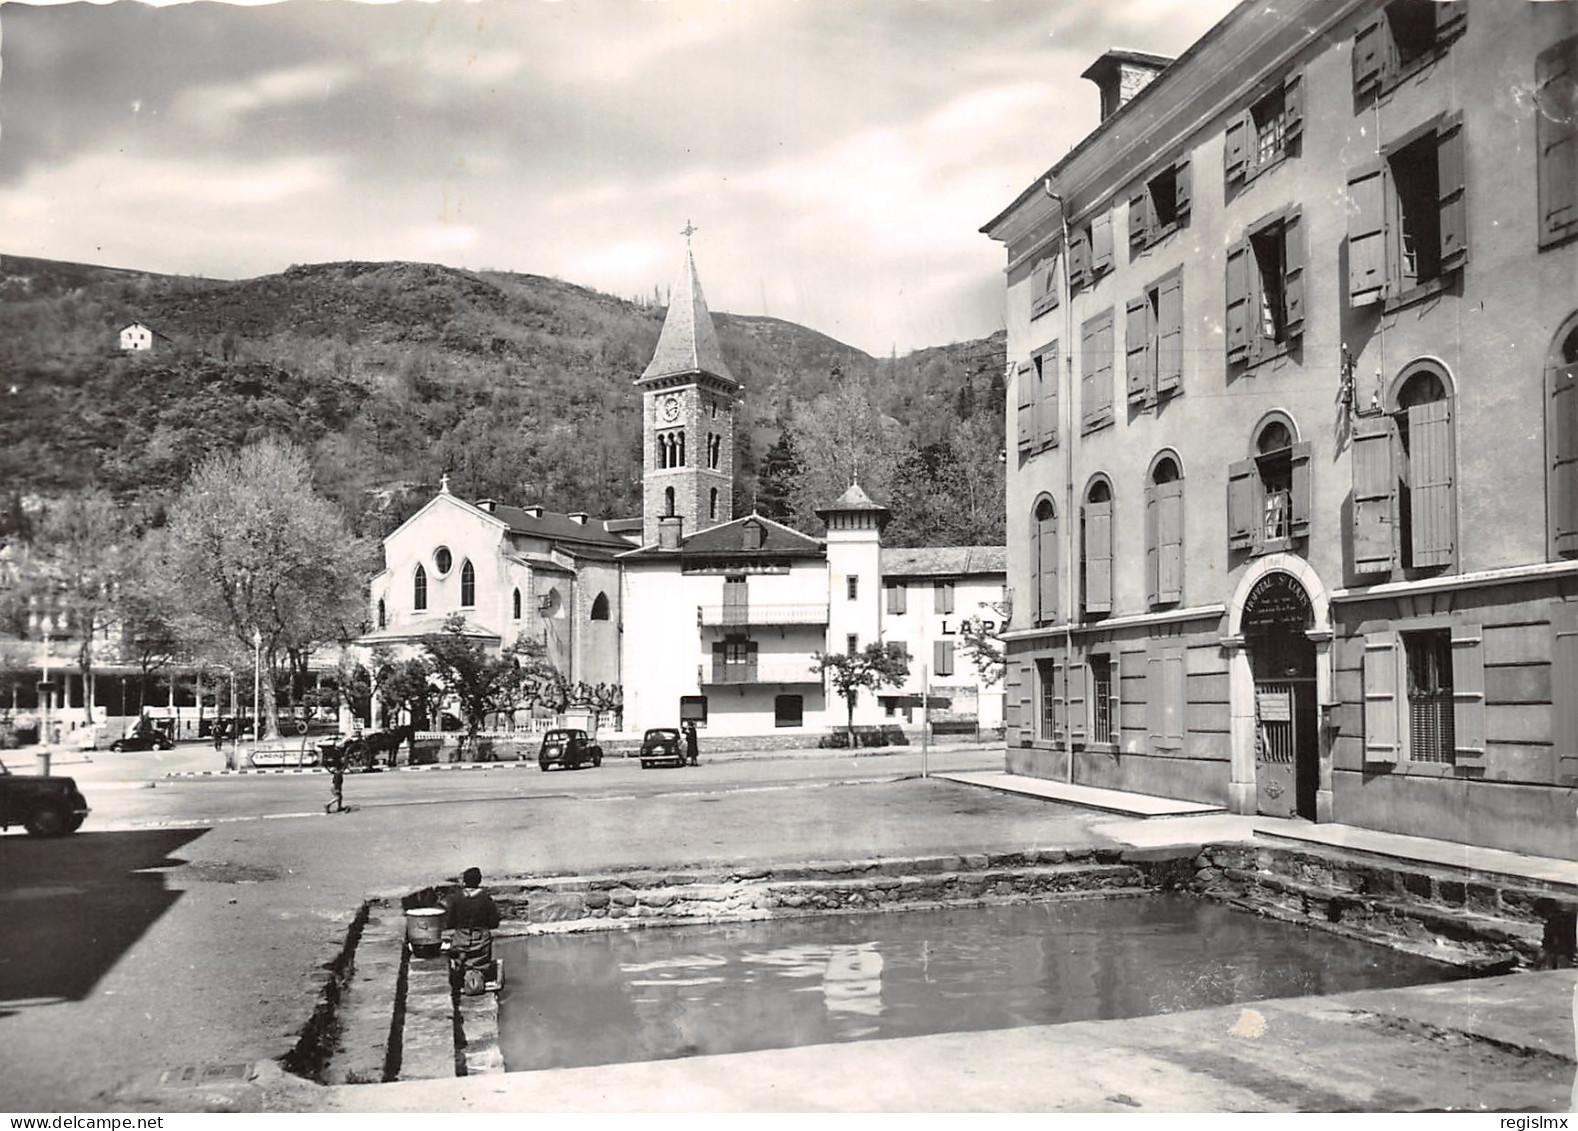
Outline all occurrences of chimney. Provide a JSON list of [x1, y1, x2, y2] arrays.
[[567, 512, 589, 525], [658, 514, 684, 551], [523, 505, 544, 519], [1081, 50, 1172, 122], [476, 498, 497, 513]]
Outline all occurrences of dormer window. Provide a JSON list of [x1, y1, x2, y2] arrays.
[[741, 522, 764, 551]]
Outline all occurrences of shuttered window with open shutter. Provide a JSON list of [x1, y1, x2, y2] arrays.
[[1069, 228, 1091, 292], [1156, 481, 1185, 605], [1128, 191, 1150, 251], [1036, 347, 1059, 450], [1289, 440, 1312, 539], [1283, 70, 1304, 144], [1538, 38, 1578, 249], [1352, 416, 1398, 573], [1450, 623, 1486, 768], [1407, 399, 1455, 568], [1227, 458, 1260, 552], [1031, 253, 1059, 318], [1552, 362, 1578, 558], [1283, 207, 1306, 340], [1016, 363, 1035, 452], [1363, 631, 1406, 764], [1083, 500, 1112, 616], [1224, 111, 1250, 185], [1090, 212, 1114, 277], [1347, 161, 1388, 306], [1225, 240, 1254, 364], [1173, 156, 1192, 220], [1436, 114, 1467, 273], [1034, 499, 1058, 625], [1126, 296, 1152, 404], [1156, 273, 1184, 396], [1553, 604, 1578, 784], [1352, 13, 1389, 99]]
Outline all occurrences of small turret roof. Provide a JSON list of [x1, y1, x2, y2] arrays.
[[815, 482, 889, 516], [637, 247, 737, 388]]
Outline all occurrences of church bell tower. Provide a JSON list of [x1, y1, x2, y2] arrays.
[[635, 226, 741, 547]]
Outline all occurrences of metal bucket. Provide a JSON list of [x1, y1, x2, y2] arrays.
[[406, 907, 445, 957]]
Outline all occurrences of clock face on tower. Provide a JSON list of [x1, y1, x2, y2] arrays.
[[661, 395, 680, 423]]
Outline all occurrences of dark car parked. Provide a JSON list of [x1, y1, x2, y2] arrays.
[[537, 728, 603, 771], [0, 755, 90, 836], [109, 723, 174, 752], [639, 728, 686, 769]]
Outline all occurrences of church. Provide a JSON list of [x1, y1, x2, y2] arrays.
[[361, 237, 1005, 741]]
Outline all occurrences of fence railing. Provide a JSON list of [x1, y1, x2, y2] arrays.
[[699, 661, 823, 686], [696, 603, 830, 627]]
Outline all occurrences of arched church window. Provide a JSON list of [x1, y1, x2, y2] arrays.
[[414, 565, 428, 612], [591, 592, 610, 621]]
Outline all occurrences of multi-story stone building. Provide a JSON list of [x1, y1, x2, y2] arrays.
[[983, 0, 1578, 858]]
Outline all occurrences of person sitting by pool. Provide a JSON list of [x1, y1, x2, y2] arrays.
[[445, 866, 501, 995]]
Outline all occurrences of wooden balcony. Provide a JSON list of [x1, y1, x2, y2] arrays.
[[696, 602, 830, 627], [697, 660, 823, 686]]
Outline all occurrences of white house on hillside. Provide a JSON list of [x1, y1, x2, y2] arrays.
[[118, 322, 166, 351]]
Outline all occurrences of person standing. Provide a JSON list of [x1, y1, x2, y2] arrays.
[[683, 721, 699, 766], [325, 746, 346, 814], [446, 867, 501, 995]]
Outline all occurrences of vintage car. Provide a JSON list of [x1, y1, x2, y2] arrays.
[[0, 756, 90, 836], [537, 728, 603, 771], [109, 722, 175, 752], [639, 727, 687, 769]]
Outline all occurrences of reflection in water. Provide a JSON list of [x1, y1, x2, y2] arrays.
[[497, 895, 1461, 1073]]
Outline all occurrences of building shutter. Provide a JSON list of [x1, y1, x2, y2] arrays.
[[1067, 659, 1087, 743], [1552, 363, 1578, 556], [1352, 415, 1398, 573], [1283, 70, 1305, 144], [1016, 363, 1035, 452], [1013, 660, 1034, 746], [886, 582, 907, 615], [1227, 458, 1260, 551], [1347, 161, 1388, 306], [1068, 228, 1091, 291], [1224, 111, 1250, 184], [1436, 114, 1468, 273], [1129, 190, 1151, 250], [1050, 658, 1067, 742], [1031, 255, 1057, 312], [935, 580, 954, 615], [1434, 1, 1466, 42], [1161, 648, 1186, 749], [1125, 295, 1151, 404], [1352, 13, 1389, 98], [1156, 480, 1185, 604], [1450, 622, 1486, 767], [1080, 318, 1100, 430], [1553, 604, 1578, 784], [1362, 630, 1404, 764], [1030, 352, 1055, 450], [1173, 156, 1192, 219], [1225, 239, 1255, 364], [1156, 273, 1184, 396], [1407, 399, 1455, 568], [1146, 650, 1165, 752], [1091, 312, 1115, 425], [1145, 484, 1159, 607], [1538, 38, 1578, 248], [747, 640, 759, 682], [1036, 505, 1058, 624], [1282, 207, 1306, 339], [1289, 440, 1313, 538], [1090, 212, 1114, 276], [1083, 500, 1112, 615], [934, 640, 954, 678]]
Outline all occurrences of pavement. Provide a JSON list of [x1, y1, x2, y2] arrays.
[[2, 739, 1575, 1113]]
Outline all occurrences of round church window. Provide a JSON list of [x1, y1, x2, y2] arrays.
[[434, 546, 453, 576]]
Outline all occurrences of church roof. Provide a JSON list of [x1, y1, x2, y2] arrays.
[[485, 502, 632, 552], [637, 248, 737, 388]]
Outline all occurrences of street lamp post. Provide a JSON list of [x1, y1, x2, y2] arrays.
[[252, 627, 262, 762]]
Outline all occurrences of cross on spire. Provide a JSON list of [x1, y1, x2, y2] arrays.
[[681, 219, 698, 245]]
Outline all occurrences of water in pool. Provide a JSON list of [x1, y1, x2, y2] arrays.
[[496, 895, 1461, 1071]]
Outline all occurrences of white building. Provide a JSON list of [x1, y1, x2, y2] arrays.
[[118, 322, 164, 351]]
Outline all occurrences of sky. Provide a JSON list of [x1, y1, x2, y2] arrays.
[[0, 0, 1240, 356]]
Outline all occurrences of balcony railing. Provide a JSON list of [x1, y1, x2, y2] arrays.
[[697, 602, 830, 627], [698, 660, 824, 686]]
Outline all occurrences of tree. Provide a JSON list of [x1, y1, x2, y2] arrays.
[[117, 528, 195, 714], [785, 380, 908, 536], [755, 430, 801, 524], [421, 614, 523, 749], [812, 641, 911, 746], [957, 616, 1007, 688], [372, 651, 440, 732], [164, 438, 371, 738]]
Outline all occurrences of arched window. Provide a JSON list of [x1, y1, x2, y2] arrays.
[[664, 487, 676, 517], [709, 488, 718, 521], [1032, 495, 1058, 625], [1549, 321, 1578, 559], [591, 592, 610, 621], [1146, 452, 1185, 606], [1353, 361, 1456, 574], [1081, 476, 1113, 618], [377, 598, 386, 629], [1228, 412, 1311, 555], [460, 560, 476, 607], [413, 564, 427, 612], [513, 588, 522, 620]]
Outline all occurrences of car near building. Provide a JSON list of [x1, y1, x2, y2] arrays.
[[639, 728, 686, 769], [537, 728, 603, 772], [0, 756, 90, 836]]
